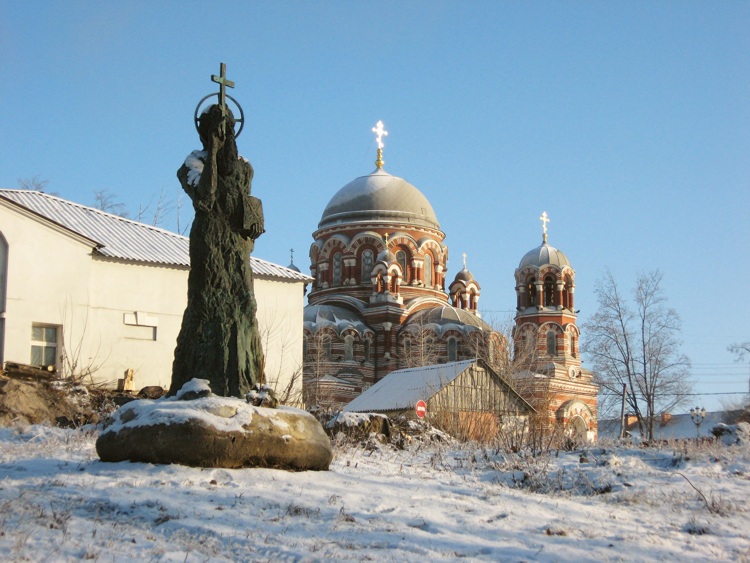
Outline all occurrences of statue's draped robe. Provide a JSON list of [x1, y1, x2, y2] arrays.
[[170, 105, 264, 397]]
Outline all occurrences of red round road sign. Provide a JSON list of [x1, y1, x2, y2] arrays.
[[415, 400, 427, 418]]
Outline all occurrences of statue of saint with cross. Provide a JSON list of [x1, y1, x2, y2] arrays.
[[170, 63, 266, 398]]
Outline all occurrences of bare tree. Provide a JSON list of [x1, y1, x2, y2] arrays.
[[399, 318, 440, 368], [728, 341, 750, 361], [583, 270, 692, 441], [137, 188, 175, 228], [175, 193, 192, 235], [17, 176, 54, 194], [93, 189, 129, 218], [302, 328, 334, 409]]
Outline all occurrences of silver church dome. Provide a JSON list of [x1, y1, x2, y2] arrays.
[[518, 242, 571, 270], [318, 168, 440, 230]]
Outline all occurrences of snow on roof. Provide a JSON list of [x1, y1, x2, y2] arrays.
[[599, 411, 728, 440], [0, 189, 312, 282], [344, 359, 477, 412]]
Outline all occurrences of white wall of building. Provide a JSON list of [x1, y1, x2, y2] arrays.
[[1, 205, 94, 377], [255, 277, 306, 405], [0, 202, 306, 401]]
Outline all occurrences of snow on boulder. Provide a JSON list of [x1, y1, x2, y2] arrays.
[[96, 378, 332, 471]]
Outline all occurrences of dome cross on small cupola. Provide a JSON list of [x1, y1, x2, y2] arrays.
[[462, 252, 468, 270], [540, 211, 550, 244], [372, 120, 388, 169], [287, 248, 301, 273]]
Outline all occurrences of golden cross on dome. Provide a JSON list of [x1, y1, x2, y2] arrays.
[[372, 120, 388, 169], [540, 211, 550, 243], [383, 232, 390, 247], [211, 62, 235, 115]]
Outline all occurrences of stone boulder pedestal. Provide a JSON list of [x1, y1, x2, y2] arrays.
[[96, 380, 332, 471]]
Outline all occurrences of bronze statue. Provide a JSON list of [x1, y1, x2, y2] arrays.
[[170, 65, 265, 397]]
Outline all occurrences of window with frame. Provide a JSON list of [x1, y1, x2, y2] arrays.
[[424, 254, 432, 287], [396, 250, 407, 282], [344, 335, 354, 361], [361, 249, 374, 283], [332, 252, 343, 285], [364, 339, 371, 362], [546, 330, 557, 356], [31, 324, 60, 369], [447, 336, 458, 361], [403, 337, 411, 357]]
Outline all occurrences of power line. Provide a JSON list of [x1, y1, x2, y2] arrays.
[[600, 391, 747, 398]]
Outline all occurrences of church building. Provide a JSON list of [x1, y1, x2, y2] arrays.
[[302, 122, 597, 441]]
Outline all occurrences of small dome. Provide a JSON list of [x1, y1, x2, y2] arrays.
[[376, 248, 397, 264], [319, 168, 440, 230], [519, 242, 571, 270], [287, 262, 301, 273], [454, 268, 475, 283]]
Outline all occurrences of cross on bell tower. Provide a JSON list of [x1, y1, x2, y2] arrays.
[[372, 120, 388, 169], [540, 211, 550, 244]]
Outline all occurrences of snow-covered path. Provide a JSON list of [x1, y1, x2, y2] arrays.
[[0, 426, 748, 561]]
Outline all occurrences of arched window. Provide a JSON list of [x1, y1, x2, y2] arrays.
[[424, 254, 433, 287], [544, 275, 555, 307], [403, 337, 411, 357], [526, 277, 536, 307], [447, 337, 457, 361], [361, 249, 374, 283], [324, 338, 332, 359], [396, 250, 407, 282], [546, 330, 557, 356], [344, 335, 354, 361], [570, 334, 577, 358], [332, 252, 343, 285], [364, 339, 371, 362], [303, 336, 308, 359]]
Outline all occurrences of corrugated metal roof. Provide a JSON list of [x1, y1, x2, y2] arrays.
[[344, 359, 477, 412], [0, 189, 312, 282]]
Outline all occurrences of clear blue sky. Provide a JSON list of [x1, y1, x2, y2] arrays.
[[2, 2, 748, 411]]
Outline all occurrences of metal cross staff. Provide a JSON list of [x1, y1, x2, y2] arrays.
[[211, 63, 235, 115]]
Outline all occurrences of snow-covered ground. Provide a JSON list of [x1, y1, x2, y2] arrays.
[[1, 425, 748, 562]]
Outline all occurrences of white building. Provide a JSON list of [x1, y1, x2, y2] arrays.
[[0, 190, 311, 400]]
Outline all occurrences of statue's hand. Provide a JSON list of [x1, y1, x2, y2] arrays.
[[249, 223, 265, 240], [241, 223, 264, 241], [199, 105, 230, 151]]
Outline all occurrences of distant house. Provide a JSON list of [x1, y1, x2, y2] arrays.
[[0, 190, 312, 399], [343, 359, 534, 440], [598, 411, 729, 441]]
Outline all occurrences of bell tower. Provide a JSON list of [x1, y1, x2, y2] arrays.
[[513, 212, 598, 442]]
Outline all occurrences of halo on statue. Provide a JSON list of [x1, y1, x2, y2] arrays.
[[194, 93, 245, 138]]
